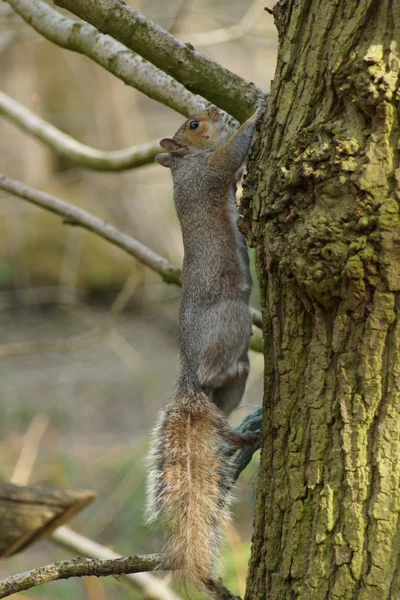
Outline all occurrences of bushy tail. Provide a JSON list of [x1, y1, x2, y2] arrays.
[[146, 388, 233, 591]]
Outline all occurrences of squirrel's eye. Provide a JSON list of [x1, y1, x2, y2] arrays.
[[189, 120, 199, 130]]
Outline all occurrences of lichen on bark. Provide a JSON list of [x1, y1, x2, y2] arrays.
[[242, 1, 400, 598]]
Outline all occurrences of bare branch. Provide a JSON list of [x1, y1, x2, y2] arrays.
[[0, 550, 241, 600], [0, 90, 161, 171], [54, 0, 265, 122], [51, 527, 182, 600], [0, 173, 263, 333], [4, 0, 231, 122], [0, 173, 181, 285], [0, 554, 165, 599]]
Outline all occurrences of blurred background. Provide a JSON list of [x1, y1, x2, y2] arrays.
[[0, 0, 277, 597]]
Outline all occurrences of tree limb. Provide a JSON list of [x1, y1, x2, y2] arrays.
[[4, 0, 234, 122], [0, 90, 161, 171], [0, 554, 165, 598], [54, 0, 265, 122], [51, 527, 182, 600], [0, 174, 263, 334], [0, 555, 239, 600], [0, 173, 181, 285]]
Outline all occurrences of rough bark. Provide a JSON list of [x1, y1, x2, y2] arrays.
[[243, 0, 400, 599], [0, 483, 95, 558]]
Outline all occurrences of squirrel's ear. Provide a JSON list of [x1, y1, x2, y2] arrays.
[[155, 153, 172, 168], [159, 138, 183, 153]]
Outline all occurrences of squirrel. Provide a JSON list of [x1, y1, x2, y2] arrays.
[[146, 103, 264, 596]]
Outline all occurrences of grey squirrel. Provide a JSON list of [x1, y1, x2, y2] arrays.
[[147, 104, 264, 596]]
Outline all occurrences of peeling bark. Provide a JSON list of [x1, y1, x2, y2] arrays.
[[243, 1, 400, 598]]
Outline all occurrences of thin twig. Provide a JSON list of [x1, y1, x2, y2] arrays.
[[54, 0, 265, 122], [51, 527, 182, 600], [0, 554, 165, 598], [0, 552, 241, 600], [4, 0, 228, 122], [0, 90, 161, 171], [0, 174, 263, 334], [0, 173, 181, 284], [10, 414, 50, 485]]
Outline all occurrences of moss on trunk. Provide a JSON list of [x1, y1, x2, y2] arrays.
[[242, 1, 400, 598]]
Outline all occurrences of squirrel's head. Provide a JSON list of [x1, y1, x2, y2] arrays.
[[155, 106, 228, 168]]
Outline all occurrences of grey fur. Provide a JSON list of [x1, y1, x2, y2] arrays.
[[146, 104, 265, 592], [169, 108, 261, 414]]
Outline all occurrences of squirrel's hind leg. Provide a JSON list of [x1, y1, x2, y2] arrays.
[[212, 350, 250, 416], [195, 301, 251, 392], [199, 359, 249, 391]]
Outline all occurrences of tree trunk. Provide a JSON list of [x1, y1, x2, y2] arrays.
[[243, 1, 400, 598]]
